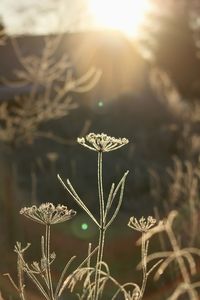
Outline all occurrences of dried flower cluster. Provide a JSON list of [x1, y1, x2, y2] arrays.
[[20, 202, 76, 225], [77, 133, 129, 152], [128, 216, 157, 233]]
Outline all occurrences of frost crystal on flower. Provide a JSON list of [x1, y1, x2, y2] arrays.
[[77, 133, 129, 152], [20, 202, 76, 225], [128, 216, 157, 232]]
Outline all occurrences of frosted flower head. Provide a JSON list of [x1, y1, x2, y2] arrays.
[[20, 202, 76, 225], [128, 216, 157, 233], [77, 133, 129, 152]]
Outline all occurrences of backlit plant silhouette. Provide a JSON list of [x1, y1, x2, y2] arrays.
[[5, 203, 77, 300], [58, 133, 129, 300], [4, 133, 200, 300]]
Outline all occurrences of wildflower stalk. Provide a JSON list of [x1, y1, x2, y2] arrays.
[[45, 224, 54, 300], [14, 203, 76, 300], [94, 152, 106, 300], [98, 152, 105, 225], [58, 133, 129, 299], [139, 234, 148, 300], [128, 216, 158, 300], [4, 242, 30, 300], [17, 252, 26, 300]]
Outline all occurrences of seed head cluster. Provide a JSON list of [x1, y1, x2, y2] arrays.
[[128, 216, 157, 233], [20, 202, 76, 225], [77, 133, 129, 152]]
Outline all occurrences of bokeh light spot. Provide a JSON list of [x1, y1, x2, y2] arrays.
[[81, 223, 88, 230], [98, 100, 104, 107]]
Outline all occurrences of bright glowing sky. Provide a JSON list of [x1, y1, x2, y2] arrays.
[[0, 0, 154, 37], [1, 0, 90, 34], [89, 0, 152, 37]]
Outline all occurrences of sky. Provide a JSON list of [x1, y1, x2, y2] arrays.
[[0, 0, 161, 36], [0, 0, 93, 35]]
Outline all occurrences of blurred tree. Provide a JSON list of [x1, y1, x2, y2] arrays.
[[0, 16, 6, 46], [138, 0, 200, 98]]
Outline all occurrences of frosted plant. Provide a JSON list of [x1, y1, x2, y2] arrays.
[[58, 132, 129, 300], [77, 133, 129, 152], [59, 216, 162, 300], [128, 216, 157, 233], [5, 202, 77, 300], [60, 216, 162, 300], [128, 216, 162, 300], [59, 260, 141, 300], [60, 215, 160, 300], [8, 132, 200, 300], [20, 202, 76, 225], [140, 211, 200, 300]]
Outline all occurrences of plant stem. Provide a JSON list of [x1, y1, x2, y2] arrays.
[[45, 224, 54, 300], [98, 152, 105, 224], [94, 152, 106, 300], [17, 256, 26, 300], [167, 225, 197, 300], [139, 233, 148, 299], [94, 228, 106, 300]]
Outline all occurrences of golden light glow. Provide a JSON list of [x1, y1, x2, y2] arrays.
[[88, 0, 152, 37]]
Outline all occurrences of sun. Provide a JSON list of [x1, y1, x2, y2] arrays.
[[88, 0, 152, 37]]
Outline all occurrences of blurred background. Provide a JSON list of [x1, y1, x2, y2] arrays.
[[0, 0, 200, 299]]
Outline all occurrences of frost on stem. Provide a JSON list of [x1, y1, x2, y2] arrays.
[[20, 202, 76, 225], [77, 133, 129, 152]]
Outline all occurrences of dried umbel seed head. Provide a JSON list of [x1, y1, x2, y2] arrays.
[[20, 202, 76, 225], [128, 216, 157, 233], [77, 133, 129, 152]]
